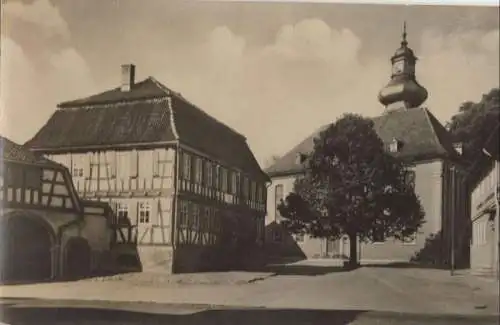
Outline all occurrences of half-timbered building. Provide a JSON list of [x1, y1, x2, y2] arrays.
[[26, 64, 269, 273], [0, 136, 114, 283]]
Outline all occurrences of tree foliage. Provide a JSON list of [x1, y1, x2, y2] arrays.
[[278, 114, 425, 265], [448, 88, 500, 165]]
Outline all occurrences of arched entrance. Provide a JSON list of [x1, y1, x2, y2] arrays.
[[0, 215, 54, 283], [64, 237, 91, 279]]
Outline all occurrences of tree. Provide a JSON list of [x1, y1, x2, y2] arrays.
[[278, 114, 425, 267], [448, 88, 500, 165]]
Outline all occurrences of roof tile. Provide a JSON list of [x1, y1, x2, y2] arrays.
[[266, 107, 461, 176]]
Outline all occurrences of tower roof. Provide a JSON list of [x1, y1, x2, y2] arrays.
[[378, 22, 428, 111]]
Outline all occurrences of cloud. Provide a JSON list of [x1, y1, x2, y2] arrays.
[[3, 0, 70, 40], [154, 19, 498, 165], [1, 0, 96, 144]]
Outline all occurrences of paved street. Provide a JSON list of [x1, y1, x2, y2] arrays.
[[1, 261, 499, 324]]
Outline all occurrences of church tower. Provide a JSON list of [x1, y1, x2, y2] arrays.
[[378, 22, 428, 112]]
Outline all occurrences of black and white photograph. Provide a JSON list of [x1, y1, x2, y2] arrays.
[[0, 0, 499, 324]]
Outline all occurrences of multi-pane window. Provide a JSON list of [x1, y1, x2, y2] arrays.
[[182, 153, 192, 181], [221, 168, 228, 192], [73, 167, 84, 177], [138, 202, 151, 224], [274, 184, 283, 220], [116, 202, 128, 224], [243, 177, 249, 199], [251, 181, 256, 202], [192, 203, 200, 229], [179, 201, 189, 228], [205, 161, 213, 187], [194, 157, 203, 184], [153, 150, 171, 177], [231, 172, 238, 195]]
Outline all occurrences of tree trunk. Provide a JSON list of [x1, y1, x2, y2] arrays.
[[347, 232, 359, 268]]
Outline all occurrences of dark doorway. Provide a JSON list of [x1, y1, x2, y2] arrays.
[[1, 216, 53, 283], [64, 238, 91, 279]]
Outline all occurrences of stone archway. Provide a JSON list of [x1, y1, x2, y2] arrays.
[[64, 237, 92, 279], [0, 214, 54, 283]]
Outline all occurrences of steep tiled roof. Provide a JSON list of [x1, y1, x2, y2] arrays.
[[1, 135, 62, 167], [25, 77, 267, 180], [266, 107, 461, 177]]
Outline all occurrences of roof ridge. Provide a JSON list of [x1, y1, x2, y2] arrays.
[[149, 76, 247, 141]]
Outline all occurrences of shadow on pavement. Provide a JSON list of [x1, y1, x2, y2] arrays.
[[267, 264, 349, 276], [361, 262, 465, 270], [2, 304, 499, 325], [1, 305, 363, 325]]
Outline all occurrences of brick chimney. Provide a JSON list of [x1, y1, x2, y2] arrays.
[[121, 64, 135, 92]]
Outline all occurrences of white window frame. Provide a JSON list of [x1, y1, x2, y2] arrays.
[[116, 202, 129, 224], [138, 202, 151, 224]]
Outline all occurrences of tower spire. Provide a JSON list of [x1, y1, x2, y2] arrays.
[[377, 21, 428, 112], [401, 21, 408, 47]]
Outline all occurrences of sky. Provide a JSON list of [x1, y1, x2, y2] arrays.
[[1, 0, 499, 167]]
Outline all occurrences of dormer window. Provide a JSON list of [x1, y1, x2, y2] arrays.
[[296, 153, 307, 165], [389, 138, 401, 153]]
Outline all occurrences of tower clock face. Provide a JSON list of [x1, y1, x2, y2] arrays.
[[392, 60, 404, 75]]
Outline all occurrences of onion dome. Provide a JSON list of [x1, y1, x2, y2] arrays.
[[378, 22, 428, 111]]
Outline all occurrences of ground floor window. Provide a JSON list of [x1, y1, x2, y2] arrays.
[[116, 202, 129, 224], [138, 202, 151, 224]]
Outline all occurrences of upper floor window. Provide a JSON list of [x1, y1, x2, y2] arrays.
[[153, 150, 171, 178], [243, 177, 250, 199], [231, 172, 238, 195], [181, 152, 192, 181], [250, 181, 257, 202], [138, 202, 151, 224], [221, 168, 228, 192], [275, 184, 284, 220], [388, 138, 401, 153], [194, 157, 203, 184]]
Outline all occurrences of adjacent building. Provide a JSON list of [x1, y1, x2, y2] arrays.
[[469, 124, 499, 278], [25, 64, 269, 273], [0, 136, 113, 282], [265, 26, 468, 266]]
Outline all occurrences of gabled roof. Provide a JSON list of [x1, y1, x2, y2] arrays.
[[1, 135, 62, 168], [266, 107, 462, 177], [25, 77, 268, 181]]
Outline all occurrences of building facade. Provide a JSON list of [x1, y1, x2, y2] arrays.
[[265, 26, 468, 266], [469, 125, 499, 278], [26, 64, 269, 273], [0, 136, 113, 283]]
